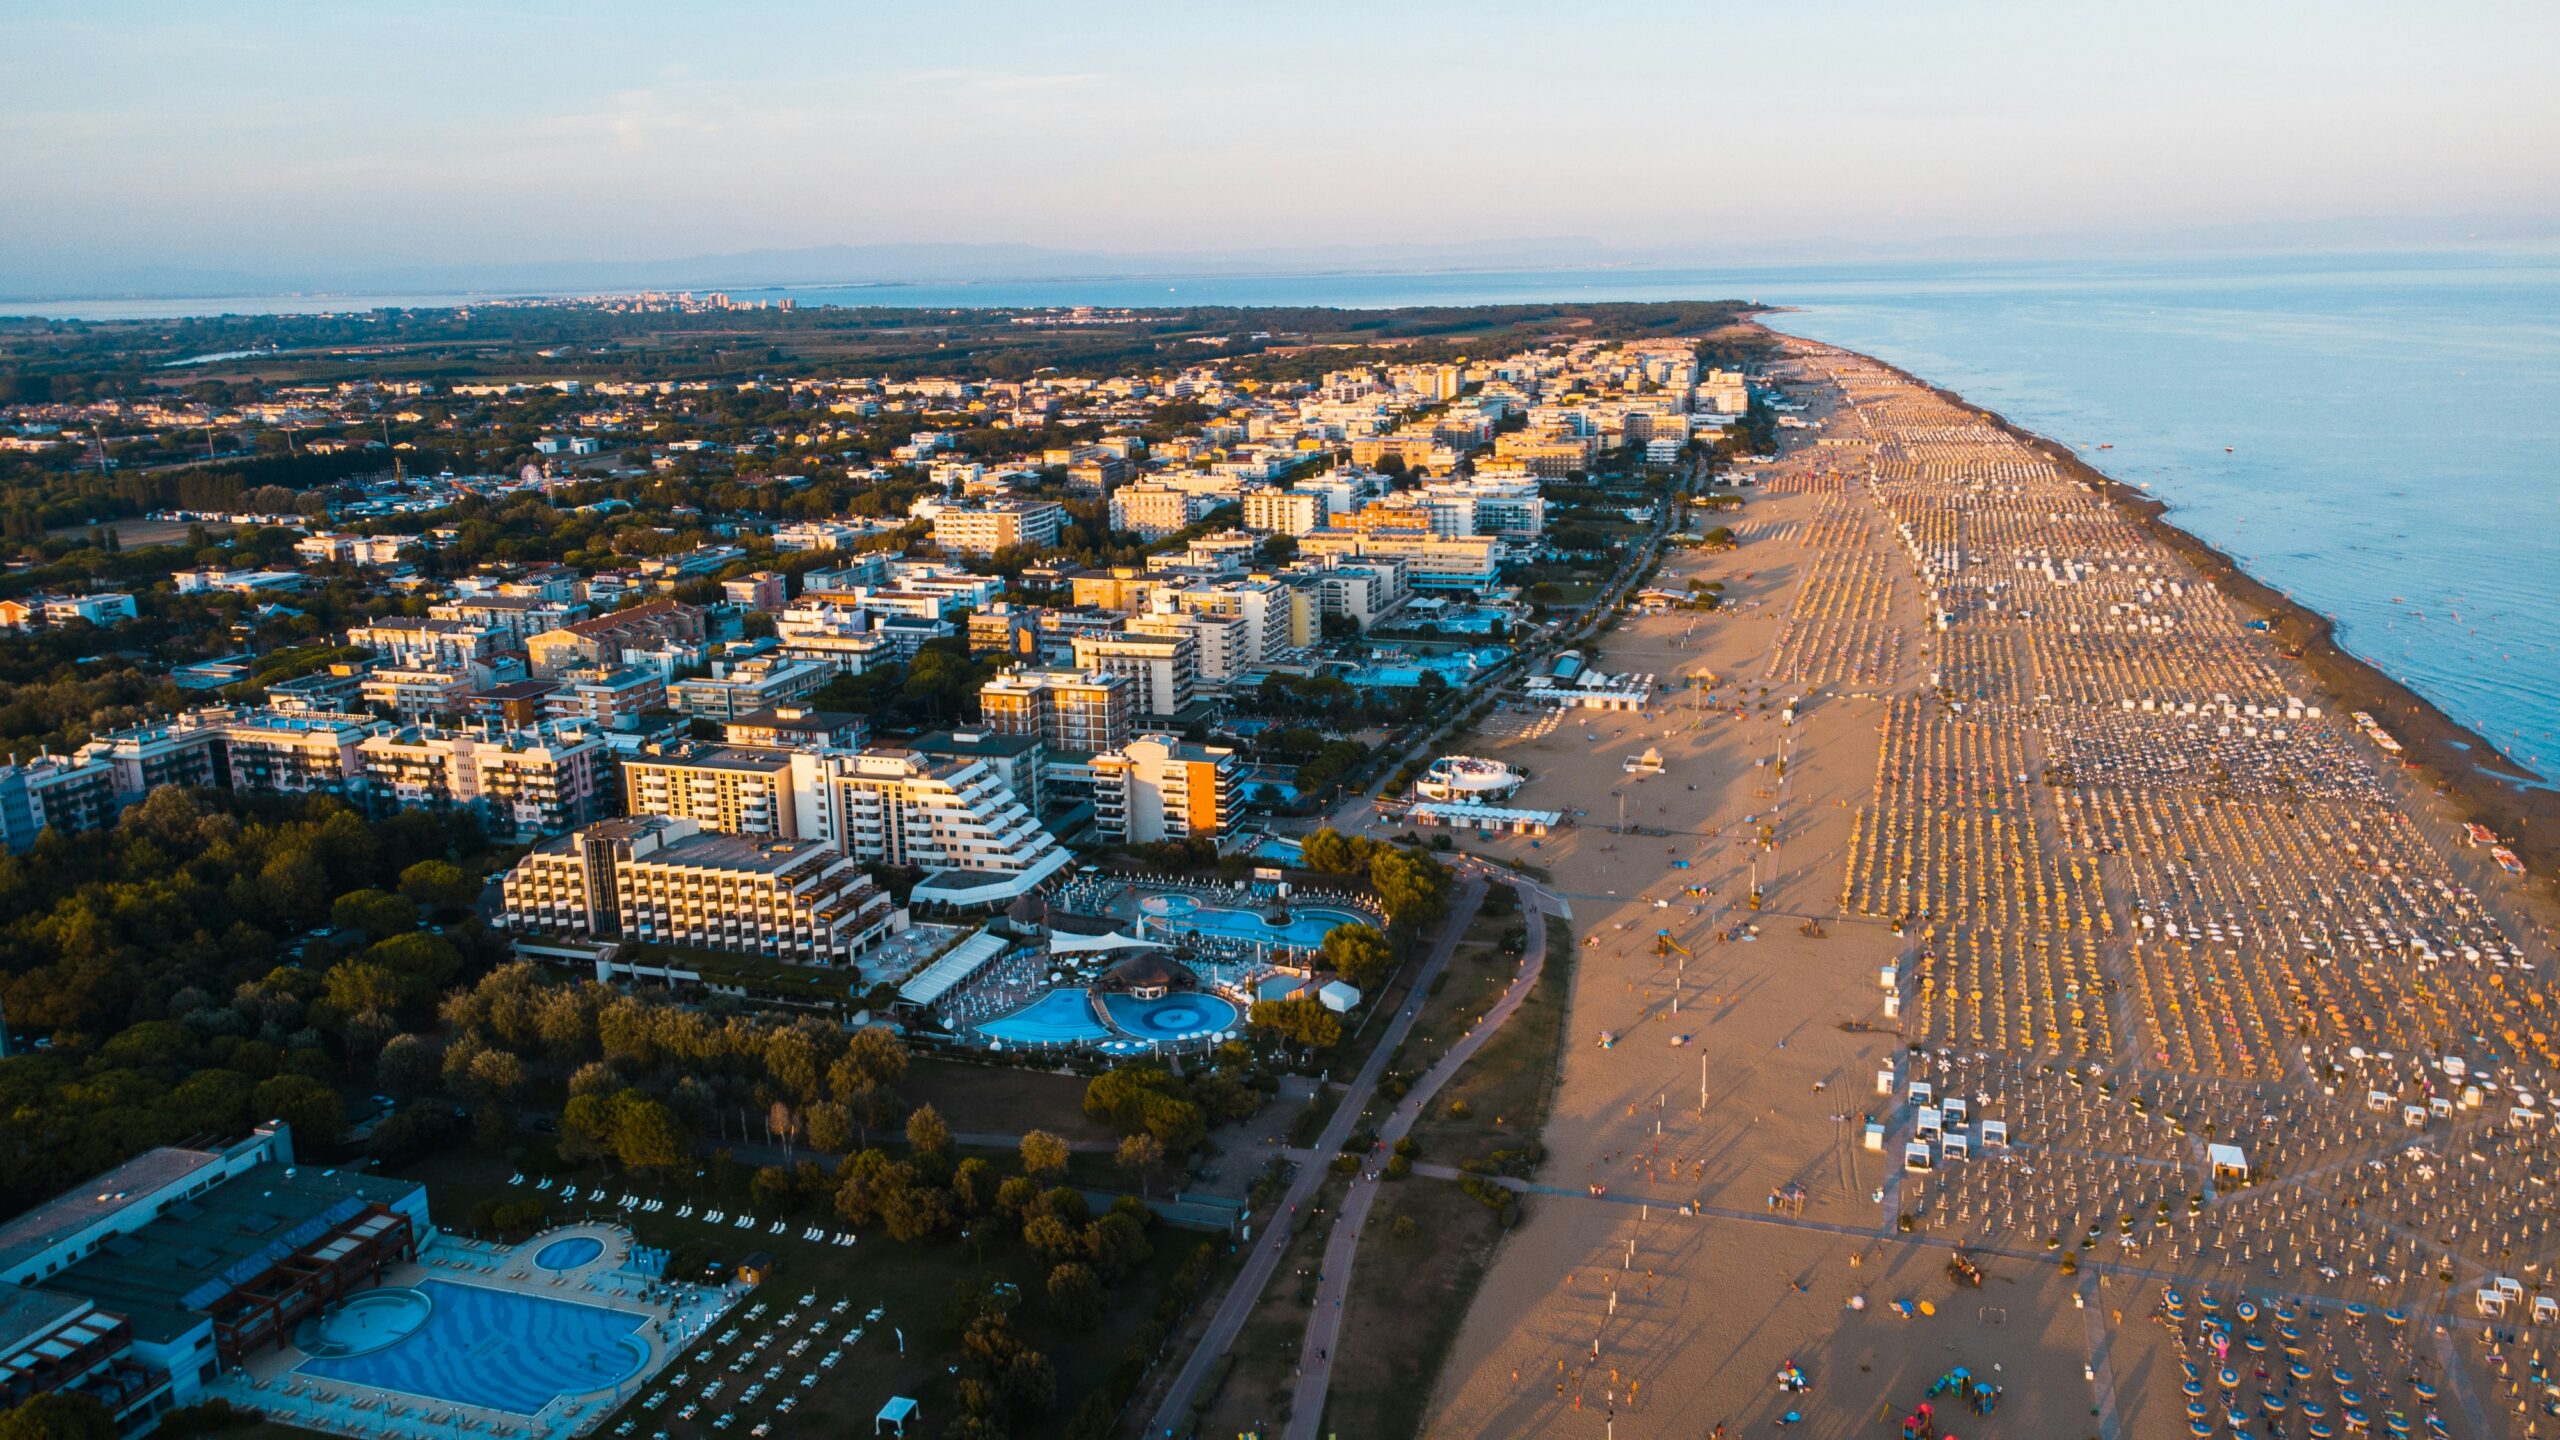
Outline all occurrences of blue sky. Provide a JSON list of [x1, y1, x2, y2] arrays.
[[2, 1, 2555, 293]]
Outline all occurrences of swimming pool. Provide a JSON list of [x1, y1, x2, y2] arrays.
[[1141, 895, 1367, 950], [534, 1236, 603, 1271], [296, 1288, 433, 1359], [1341, 647, 1510, 688], [1101, 992, 1241, 1042], [978, 988, 1111, 1045], [297, 1279, 649, 1416]]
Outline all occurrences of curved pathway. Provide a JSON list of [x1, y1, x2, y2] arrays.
[[1144, 874, 1489, 1437], [1283, 878, 1552, 1439]]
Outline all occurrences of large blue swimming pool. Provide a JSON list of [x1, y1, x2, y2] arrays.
[[1341, 647, 1510, 688], [1101, 993, 1241, 1042], [978, 987, 1244, 1046], [1142, 895, 1367, 949], [297, 1278, 649, 1416], [977, 989, 1111, 1045]]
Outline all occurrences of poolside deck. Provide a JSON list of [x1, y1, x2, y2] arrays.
[[204, 1223, 724, 1440]]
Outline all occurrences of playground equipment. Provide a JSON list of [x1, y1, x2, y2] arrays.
[[1656, 929, 1691, 958]]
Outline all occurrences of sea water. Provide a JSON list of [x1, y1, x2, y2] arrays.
[[1758, 252, 2560, 781]]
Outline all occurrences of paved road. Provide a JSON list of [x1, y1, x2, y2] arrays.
[[1282, 880, 1553, 1438], [1143, 875, 1490, 1436]]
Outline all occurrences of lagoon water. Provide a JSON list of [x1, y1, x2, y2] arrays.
[[22, 250, 2558, 772]]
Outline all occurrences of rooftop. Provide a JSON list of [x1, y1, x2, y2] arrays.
[[0, 1146, 221, 1278], [37, 1160, 421, 1344]]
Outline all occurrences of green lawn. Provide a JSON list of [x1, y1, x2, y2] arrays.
[[1407, 914, 1575, 1163], [1318, 1180, 1509, 1440]]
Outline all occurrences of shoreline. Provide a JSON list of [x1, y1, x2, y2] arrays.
[[1763, 323, 2560, 891]]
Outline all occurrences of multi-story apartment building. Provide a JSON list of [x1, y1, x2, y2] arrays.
[[526, 600, 705, 678], [358, 723, 610, 839], [1241, 486, 1329, 537], [543, 665, 667, 730], [813, 750, 1068, 901], [499, 816, 895, 965], [1070, 629, 1198, 718], [0, 753, 119, 851], [0, 592, 139, 630], [428, 594, 588, 644], [345, 618, 505, 670], [1418, 475, 1545, 540], [1091, 735, 1241, 843], [1297, 528, 1501, 594], [667, 658, 831, 723], [771, 596, 894, 675], [82, 708, 379, 802], [1491, 431, 1597, 478], [359, 664, 484, 722], [907, 730, 1044, 818], [622, 745, 802, 838], [264, 662, 374, 714], [1108, 481, 1216, 538], [977, 668, 1135, 757], [930, 499, 1064, 557], [1067, 568, 1162, 615], [721, 571, 788, 611], [1286, 554, 1411, 629], [722, 705, 868, 754], [1164, 578, 1319, 661], [1129, 608, 1250, 693]]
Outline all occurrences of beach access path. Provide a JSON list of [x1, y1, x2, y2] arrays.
[[1144, 872, 1490, 1436], [1282, 870, 1555, 1439]]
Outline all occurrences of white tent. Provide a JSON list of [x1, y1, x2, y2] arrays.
[[2207, 1143, 2248, 1182], [876, 1397, 920, 1436], [1318, 980, 1362, 1013]]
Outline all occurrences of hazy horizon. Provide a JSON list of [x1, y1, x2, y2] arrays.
[[5, 1, 2556, 300]]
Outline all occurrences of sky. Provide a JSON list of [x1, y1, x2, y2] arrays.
[[3, 0, 2557, 297]]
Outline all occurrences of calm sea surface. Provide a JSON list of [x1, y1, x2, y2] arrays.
[[1752, 254, 2560, 782], [18, 252, 2558, 773]]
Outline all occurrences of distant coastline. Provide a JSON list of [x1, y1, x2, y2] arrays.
[[1792, 326, 2560, 882]]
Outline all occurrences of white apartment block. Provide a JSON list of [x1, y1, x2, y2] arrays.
[[623, 745, 804, 838], [1091, 735, 1242, 844], [359, 723, 610, 838], [931, 499, 1064, 557], [0, 753, 124, 851], [499, 816, 895, 965], [1298, 528, 1501, 594], [1110, 481, 1218, 539], [345, 618, 505, 669], [1286, 555, 1411, 629], [82, 707, 380, 801], [1418, 476, 1545, 540], [1242, 487, 1326, 536], [667, 658, 831, 722], [977, 668, 1136, 756], [1070, 629, 1199, 717], [811, 750, 1070, 901], [1130, 609, 1250, 693]]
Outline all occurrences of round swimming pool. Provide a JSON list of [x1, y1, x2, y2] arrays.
[[1102, 992, 1241, 1042], [1139, 893, 1201, 919], [295, 1287, 434, 1359], [534, 1235, 604, 1271]]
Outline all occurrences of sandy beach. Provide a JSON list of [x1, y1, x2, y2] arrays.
[[1422, 336, 2560, 1438]]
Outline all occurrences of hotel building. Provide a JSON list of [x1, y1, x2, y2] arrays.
[[499, 816, 895, 964]]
